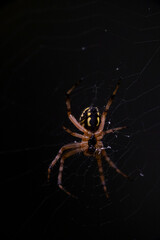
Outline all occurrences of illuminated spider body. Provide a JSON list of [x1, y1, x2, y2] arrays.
[[79, 106, 101, 132], [80, 107, 100, 154], [48, 80, 129, 198]]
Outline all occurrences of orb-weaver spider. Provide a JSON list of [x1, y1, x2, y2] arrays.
[[48, 79, 130, 198]]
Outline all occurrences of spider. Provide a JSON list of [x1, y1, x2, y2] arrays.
[[48, 79, 130, 198]]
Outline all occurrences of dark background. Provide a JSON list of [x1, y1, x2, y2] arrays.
[[1, 0, 160, 239]]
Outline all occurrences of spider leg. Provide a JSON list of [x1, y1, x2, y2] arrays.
[[102, 148, 129, 179], [96, 126, 126, 140], [96, 153, 109, 198], [58, 148, 82, 198], [102, 126, 126, 137], [48, 142, 81, 180], [96, 79, 121, 136], [63, 126, 84, 139], [65, 81, 91, 136]]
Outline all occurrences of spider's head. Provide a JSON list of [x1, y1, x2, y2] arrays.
[[79, 106, 101, 132]]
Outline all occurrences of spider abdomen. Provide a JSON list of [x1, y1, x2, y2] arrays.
[[79, 106, 101, 132]]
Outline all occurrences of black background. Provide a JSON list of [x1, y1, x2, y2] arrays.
[[1, 0, 160, 239]]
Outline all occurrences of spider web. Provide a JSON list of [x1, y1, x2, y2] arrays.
[[1, 0, 160, 239]]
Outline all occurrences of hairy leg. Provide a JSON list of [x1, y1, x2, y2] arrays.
[[96, 153, 109, 198], [58, 148, 82, 198], [48, 142, 81, 180], [100, 126, 126, 139], [63, 126, 84, 139], [96, 79, 121, 136], [102, 149, 129, 178], [65, 81, 91, 135]]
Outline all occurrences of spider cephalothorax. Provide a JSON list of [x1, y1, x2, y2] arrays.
[[88, 134, 97, 154], [48, 79, 130, 198], [79, 106, 101, 132]]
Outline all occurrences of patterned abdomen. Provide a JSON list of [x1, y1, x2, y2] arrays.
[[79, 106, 101, 132]]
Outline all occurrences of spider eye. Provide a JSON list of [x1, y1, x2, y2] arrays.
[[79, 107, 101, 132]]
